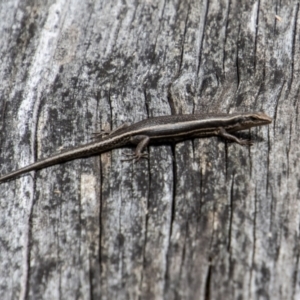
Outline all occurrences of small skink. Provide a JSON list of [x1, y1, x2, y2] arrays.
[[0, 112, 272, 182]]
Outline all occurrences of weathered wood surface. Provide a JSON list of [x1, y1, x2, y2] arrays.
[[0, 0, 299, 299]]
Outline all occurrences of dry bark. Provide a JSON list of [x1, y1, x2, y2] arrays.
[[0, 1, 299, 299]]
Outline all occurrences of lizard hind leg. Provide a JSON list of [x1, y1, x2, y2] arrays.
[[122, 135, 150, 162], [121, 151, 148, 162], [91, 123, 131, 140]]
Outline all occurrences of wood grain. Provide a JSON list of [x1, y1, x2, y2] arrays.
[[0, 1, 299, 299]]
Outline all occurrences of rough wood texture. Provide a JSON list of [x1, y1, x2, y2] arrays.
[[0, 1, 299, 299]]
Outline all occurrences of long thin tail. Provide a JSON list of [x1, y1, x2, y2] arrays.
[[0, 138, 120, 183]]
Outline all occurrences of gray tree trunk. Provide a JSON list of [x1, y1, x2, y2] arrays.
[[0, 0, 299, 299]]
